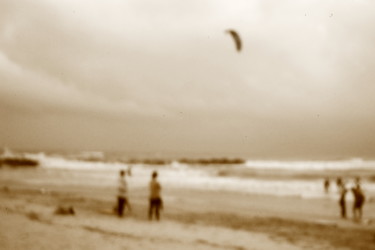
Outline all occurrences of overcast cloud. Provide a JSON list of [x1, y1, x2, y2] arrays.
[[1, 0, 375, 158]]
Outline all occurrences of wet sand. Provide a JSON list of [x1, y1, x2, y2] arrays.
[[1, 167, 374, 250]]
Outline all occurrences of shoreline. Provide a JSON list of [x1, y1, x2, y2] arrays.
[[1, 168, 375, 250]]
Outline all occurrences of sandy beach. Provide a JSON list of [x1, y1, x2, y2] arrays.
[[1, 167, 375, 250]]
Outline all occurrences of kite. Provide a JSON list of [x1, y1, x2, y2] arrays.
[[226, 29, 242, 52]]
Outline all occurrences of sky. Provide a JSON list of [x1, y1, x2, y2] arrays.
[[1, 0, 375, 159]]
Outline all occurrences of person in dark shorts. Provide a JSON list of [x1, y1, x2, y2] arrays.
[[148, 171, 162, 221], [117, 170, 131, 217], [351, 184, 365, 221]]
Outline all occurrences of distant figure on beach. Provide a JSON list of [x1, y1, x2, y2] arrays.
[[336, 177, 343, 190], [351, 181, 365, 221], [116, 170, 131, 217], [339, 184, 347, 219], [354, 176, 361, 189], [324, 178, 330, 193], [149, 171, 162, 221], [127, 165, 132, 176]]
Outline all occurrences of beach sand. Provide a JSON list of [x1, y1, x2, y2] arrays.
[[1, 167, 374, 250]]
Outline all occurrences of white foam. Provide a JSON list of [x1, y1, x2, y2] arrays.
[[34, 153, 127, 170], [245, 158, 375, 171]]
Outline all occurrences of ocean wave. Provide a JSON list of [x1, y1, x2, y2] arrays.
[[29, 153, 127, 170], [5, 149, 374, 200], [244, 159, 375, 171], [0, 148, 39, 167]]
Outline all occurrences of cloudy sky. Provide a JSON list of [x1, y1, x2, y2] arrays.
[[1, 0, 374, 159]]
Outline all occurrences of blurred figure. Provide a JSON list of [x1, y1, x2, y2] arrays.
[[351, 180, 365, 221], [116, 170, 131, 217], [149, 171, 162, 221], [323, 178, 330, 193], [339, 183, 347, 219], [127, 165, 132, 176], [336, 177, 343, 191], [354, 176, 361, 189]]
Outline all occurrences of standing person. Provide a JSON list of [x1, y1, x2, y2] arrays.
[[339, 183, 347, 219], [324, 178, 330, 193], [336, 177, 343, 191], [351, 183, 365, 221], [117, 170, 131, 217], [149, 171, 162, 221], [127, 165, 132, 177], [354, 176, 361, 189]]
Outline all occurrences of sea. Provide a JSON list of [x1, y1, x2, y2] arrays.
[[2, 148, 375, 201]]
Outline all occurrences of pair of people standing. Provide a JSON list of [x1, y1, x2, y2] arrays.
[[337, 177, 365, 221], [116, 170, 162, 221]]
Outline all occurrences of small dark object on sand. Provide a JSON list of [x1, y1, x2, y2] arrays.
[[55, 206, 75, 215], [3, 186, 9, 192]]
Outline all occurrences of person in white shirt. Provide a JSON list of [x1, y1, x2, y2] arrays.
[[117, 170, 131, 217]]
